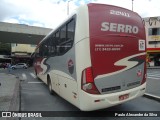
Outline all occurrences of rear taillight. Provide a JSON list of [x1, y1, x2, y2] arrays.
[[81, 67, 100, 94]]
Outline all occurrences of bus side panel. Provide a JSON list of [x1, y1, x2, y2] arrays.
[[45, 45, 79, 108], [58, 76, 79, 107], [74, 5, 91, 110], [49, 71, 60, 94], [75, 38, 92, 110], [49, 69, 79, 107], [34, 57, 48, 84]]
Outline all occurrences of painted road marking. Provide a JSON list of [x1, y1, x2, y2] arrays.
[[147, 71, 160, 80], [30, 73, 37, 79], [22, 73, 27, 80], [28, 82, 43, 84], [147, 77, 160, 80]]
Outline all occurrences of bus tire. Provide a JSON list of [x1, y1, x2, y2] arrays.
[[23, 66, 27, 69], [47, 76, 54, 95], [35, 70, 37, 76]]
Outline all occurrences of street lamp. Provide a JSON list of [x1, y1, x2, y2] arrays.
[[67, 0, 72, 15], [132, 0, 134, 11]]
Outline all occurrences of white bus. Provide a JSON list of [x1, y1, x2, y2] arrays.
[[34, 3, 146, 111]]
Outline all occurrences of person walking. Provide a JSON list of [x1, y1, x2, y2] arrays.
[[7, 63, 11, 73], [3, 63, 6, 69]]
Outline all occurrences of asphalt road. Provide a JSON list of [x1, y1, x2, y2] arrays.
[[146, 69, 160, 96], [0, 67, 160, 120]]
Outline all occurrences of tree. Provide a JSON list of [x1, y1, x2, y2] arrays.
[[0, 43, 11, 55]]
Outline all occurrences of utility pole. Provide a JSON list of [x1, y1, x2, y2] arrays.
[[67, 0, 72, 15], [132, 0, 134, 11]]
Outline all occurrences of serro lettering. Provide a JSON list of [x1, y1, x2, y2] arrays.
[[101, 22, 139, 34]]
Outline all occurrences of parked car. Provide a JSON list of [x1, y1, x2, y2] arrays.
[[147, 61, 154, 67], [11, 63, 28, 69]]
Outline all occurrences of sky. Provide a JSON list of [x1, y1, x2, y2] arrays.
[[0, 0, 160, 29]]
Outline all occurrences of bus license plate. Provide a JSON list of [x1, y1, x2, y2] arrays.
[[119, 94, 129, 101]]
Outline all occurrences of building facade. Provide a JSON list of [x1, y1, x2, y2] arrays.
[[143, 17, 160, 66], [11, 43, 36, 66]]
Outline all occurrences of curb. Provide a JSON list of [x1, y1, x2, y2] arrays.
[[143, 93, 160, 102]]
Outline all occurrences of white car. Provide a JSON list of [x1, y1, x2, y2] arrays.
[[11, 63, 28, 69], [147, 61, 154, 67]]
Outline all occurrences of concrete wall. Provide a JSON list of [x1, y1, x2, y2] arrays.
[[0, 22, 52, 44], [11, 43, 36, 55], [0, 22, 52, 36]]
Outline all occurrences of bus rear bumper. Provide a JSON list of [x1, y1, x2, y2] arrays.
[[79, 82, 146, 111]]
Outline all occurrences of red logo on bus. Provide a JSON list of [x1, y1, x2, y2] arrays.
[[68, 59, 74, 74], [137, 69, 142, 77]]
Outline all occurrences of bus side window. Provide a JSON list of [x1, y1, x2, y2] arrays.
[[57, 18, 75, 56], [60, 25, 66, 43], [58, 25, 67, 55], [35, 48, 40, 58], [43, 41, 49, 57], [67, 19, 75, 44], [38, 41, 48, 57], [39, 44, 43, 57], [49, 34, 57, 57], [55, 31, 60, 55]]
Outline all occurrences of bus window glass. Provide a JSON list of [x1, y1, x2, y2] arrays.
[[35, 48, 40, 57], [40, 41, 48, 57], [47, 37, 53, 56], [67, 19, 75, 42], [50, 34, 57, 56], [60, 25, 66, 43], [43, 41, 48, 57], [57, 19, 75, 55], [39, 44, 43, 57], [55, 31, 59, 39]]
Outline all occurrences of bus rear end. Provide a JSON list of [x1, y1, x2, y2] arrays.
[[80, 4, 146, 111]]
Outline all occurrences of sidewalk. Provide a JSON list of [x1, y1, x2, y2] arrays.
[[0, 73, 20, 112]]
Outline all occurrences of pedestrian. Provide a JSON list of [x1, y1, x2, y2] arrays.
[[3, 63, 6, 69], [7, 63, 11, 73]]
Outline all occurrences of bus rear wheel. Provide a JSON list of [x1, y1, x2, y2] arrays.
[[47, 76, 54, 95]]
